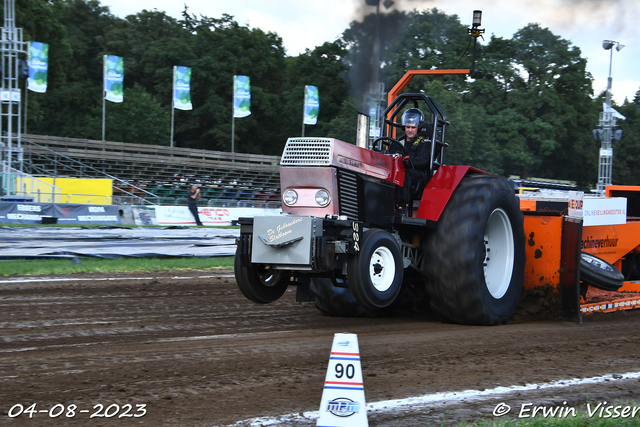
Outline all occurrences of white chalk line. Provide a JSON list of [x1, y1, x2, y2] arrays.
[[155, 330, 295, 343], [223, 371, 640, 426]]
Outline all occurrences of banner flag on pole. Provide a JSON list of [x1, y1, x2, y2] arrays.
[[303, 85, 319, 125], [27, 41, 48, 93], [104, 55, 124, 103], [233, 75, 251, 118], [173, 66, 193, 111]]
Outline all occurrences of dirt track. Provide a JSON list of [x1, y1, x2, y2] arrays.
[[1, 270, 640, 426]]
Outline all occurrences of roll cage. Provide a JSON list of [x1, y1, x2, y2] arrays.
[[381, 93, 450, 178]]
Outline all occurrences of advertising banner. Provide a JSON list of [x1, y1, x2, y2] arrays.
[[0, 203, 121, 224], [151, 206, 281, 226], [583, 197, 627, 226], [233, 75, 251, 118], [173, 66, 193, 111], [104, 55, 124, 103], [27, 41, 48, 93], [303, 85, 319, 125]]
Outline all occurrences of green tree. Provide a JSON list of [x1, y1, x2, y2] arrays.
[[613, 97, 640, 185], [465, 24, 598, 187], [104, 84, 170, 144], [281, 41, 350, 140], [24, 0, 122, 139], [382, 8, 471, 93], [325, 97, 358, 144], [17, 0, 73, 133], [180, 13, 287, 154]]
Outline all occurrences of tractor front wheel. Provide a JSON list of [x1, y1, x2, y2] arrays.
[[347, 229, 404, 309], [234, 249, 288, 303]]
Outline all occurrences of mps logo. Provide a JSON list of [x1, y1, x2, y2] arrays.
[[326, 398, 360, 417]]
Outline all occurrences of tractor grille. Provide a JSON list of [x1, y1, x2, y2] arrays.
[[338, 170, 360, 221], [280, 138, 333, 166]]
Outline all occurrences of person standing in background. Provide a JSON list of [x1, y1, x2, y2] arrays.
[[187, 184, 203, 226]]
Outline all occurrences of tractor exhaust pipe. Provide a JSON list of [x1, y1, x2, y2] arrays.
[[356, 113, 370, 149]]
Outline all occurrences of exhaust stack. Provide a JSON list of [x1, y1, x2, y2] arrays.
[[356, 113, 370, 149]]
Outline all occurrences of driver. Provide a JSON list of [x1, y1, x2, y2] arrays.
[[394, 108, 432, 215]]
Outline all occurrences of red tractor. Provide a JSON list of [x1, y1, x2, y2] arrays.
[[234, 92, 526, 325]]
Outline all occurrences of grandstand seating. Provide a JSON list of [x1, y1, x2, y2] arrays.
[[21, 134, 282, 207]]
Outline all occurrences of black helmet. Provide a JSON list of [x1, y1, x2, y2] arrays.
[[401, 108, 424, 127]]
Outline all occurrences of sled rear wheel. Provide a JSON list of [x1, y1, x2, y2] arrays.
[[580, 252, 624, 292]]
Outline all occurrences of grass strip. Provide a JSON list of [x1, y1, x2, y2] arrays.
[[0, 257, 234, 276], [456, 401, 640, 426]]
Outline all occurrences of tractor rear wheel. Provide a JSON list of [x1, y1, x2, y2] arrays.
[[234, 250, 288, 303], [422, 174, 525, 325], [347, 229, 404, 309]]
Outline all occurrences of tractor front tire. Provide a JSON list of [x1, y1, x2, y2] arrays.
[[234, 250, 288, 304], [347, 229, 404, 310], [422, 174, 525, 325]]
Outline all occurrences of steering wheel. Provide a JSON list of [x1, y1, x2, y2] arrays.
[[373, 137, 413, 170], [373, 137, 407, 156]]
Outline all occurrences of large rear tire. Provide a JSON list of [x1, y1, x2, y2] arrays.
[[422, 174, 525, 325], [347, 229, 404, 310], [234, 250, 288, 304]]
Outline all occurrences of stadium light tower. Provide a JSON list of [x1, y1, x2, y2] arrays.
[[1, 0, 27, 188], [596, 40, 625, 196]]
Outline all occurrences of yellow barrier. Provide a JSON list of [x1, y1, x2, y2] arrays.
[[18, 177, 113, 205]]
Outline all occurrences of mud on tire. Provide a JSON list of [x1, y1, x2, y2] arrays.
[[422, 174, 525, 325]]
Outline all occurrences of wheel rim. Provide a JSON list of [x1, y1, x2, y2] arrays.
[[369, 246, 396, 292], [257, 265, 281, 287], [483, 208, 514, 299], [581, 253, 615, 272]]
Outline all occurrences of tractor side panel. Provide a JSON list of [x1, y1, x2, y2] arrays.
[[416, 165, 487, 222]]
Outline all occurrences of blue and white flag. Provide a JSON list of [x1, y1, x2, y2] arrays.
[[233, 75, 251, 118], [27, 41, 48, 93], [303, 85, 319, 125], [104, 55, 124, 103], [173, 66, 192, 111]]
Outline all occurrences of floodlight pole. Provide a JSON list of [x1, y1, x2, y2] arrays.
[[1, 0, 27, 196], [597, 40, 623, 196], [468, 10, 485, 78]]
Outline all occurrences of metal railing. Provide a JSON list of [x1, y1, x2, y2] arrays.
[[1, 166, 63, 202], [21, 137, 161, 205], [111, 195, 282, 209]]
